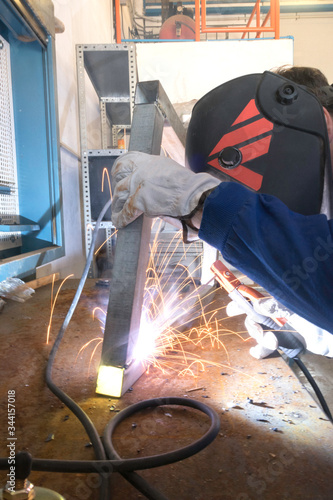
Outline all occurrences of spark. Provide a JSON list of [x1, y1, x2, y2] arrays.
[[93, 167, 117, 256], [129, 224, 245, 378], [74, 307, 109, 376], [92, 306, 106, 322], [50, 273, 56, 314], [46, 274, 74, 344], [101, 167, 112, 198], [79, 220, 256, 382], [76, 336, 103, 375], [94, 229, 117, 256]]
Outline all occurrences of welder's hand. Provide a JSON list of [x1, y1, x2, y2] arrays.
[[228, 297, 333, 358], [244, 316, 280, 359], [111, 152, 220, 229], [252, 297, 333, 357], [226, 300, 281, 359]]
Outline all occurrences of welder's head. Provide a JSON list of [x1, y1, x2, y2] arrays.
[[275, 66, 333, 114], [186, 71, 333, 216]]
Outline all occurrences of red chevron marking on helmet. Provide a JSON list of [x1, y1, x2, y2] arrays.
[[208, 157, 263, 191], [210, 117, 273, 156], [240, 135, 272, 163], [232, 99, 260, 126]]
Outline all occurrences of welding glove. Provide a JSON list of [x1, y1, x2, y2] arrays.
[[227, 297, 333, 359], [111, 152, 220, 239]]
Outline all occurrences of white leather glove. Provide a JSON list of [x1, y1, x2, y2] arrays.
[[227, 297, 333, 359], [111, 152, 220, 230]]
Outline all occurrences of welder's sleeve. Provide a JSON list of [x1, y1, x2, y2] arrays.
[[199, 182, 333, 334]]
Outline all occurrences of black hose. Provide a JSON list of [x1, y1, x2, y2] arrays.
[[270, 324, 332, 423], [42, 197, 172, 499], [102, 396, 220, 500], [45, 199, 112, 500], [103, 395, 221, 500], [103, 397, 220, 470], [0, 398, 220, 500], [293, 357, 333, 423]]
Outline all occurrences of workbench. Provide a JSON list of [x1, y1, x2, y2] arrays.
[[0, 279, 332, 499]]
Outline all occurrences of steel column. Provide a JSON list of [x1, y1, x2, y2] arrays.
[[96, 81, 186, 397]]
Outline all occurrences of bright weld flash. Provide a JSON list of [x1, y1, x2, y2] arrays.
[[133, 314, 158, 362], [95, 303, 173, 397], [96, 365, 124, 398], [93, 223, 249, 397]]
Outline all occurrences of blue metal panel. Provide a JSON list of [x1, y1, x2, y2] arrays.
[[43, 36, 63, 249], [9, 34, 54, 244], [0, 0, 36, 41], [0, 14, 64, 279]]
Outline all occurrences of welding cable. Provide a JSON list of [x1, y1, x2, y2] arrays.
[[44, 195, 167, 500], [103, 397, 221, 470], [0, 397, 220, 500], [268, 329, 332, 422], [3, 397, 219, 499], [273, 327, 332, 421], [45, 198, 112, 500], [293, 357, 333, 423]]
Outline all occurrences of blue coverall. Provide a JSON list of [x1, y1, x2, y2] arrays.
[[199, 182, 333, 334]]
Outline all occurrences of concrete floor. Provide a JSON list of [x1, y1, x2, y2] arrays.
[[0, 279, 332, 500]]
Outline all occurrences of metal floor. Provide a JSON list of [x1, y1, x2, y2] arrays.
[[0, 279, 332, 500]]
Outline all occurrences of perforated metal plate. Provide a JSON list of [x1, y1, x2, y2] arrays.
[[0, 35, 21, 251], [76, 44, 137, 270]]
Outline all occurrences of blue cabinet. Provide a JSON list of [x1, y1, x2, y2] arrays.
[[0, 0, 63, 280]]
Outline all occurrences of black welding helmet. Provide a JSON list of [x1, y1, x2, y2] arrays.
[[186, 71, 332, 216]]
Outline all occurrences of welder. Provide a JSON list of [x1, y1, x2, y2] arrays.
[[110, 67, 333, 357]]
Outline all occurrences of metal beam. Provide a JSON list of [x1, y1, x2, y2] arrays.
[[96, 81, 186, 397], [135, 80, 186, 151]]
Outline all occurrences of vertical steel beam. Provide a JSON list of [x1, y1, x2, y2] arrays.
[[101, 104, 163, 367], [97, 81, 186, 397]]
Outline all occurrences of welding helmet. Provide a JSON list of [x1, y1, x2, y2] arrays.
[[186, 71, 333, 216]]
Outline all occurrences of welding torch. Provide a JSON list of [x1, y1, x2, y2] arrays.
[[210, 260, 304, 358]]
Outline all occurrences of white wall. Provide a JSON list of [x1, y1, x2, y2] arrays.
[[54, 0, 113, 154], [279, 13, 333, 84], [37, 0, 113, 279], [137, 39, 293, 104]]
